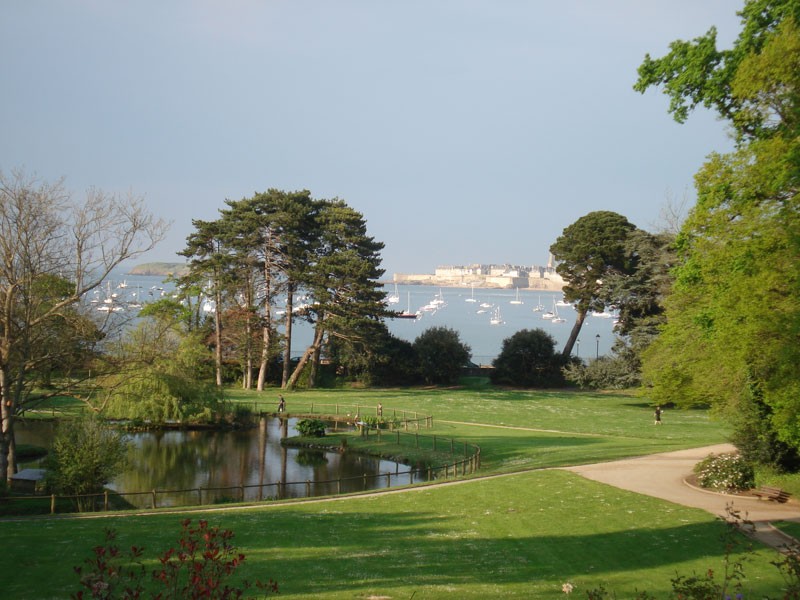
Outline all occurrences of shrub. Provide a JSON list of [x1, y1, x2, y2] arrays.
[[295, 418, 326, 437], [693, 453, 755, 492], [491, 329, 567, 387], [73, 519, 278, 598], [44, 415, 129, 512], [413, 326, 472, 385]]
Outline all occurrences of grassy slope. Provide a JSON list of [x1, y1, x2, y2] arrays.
[[3, 387, 790, 598]]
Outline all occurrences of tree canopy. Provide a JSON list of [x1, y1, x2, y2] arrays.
[[637, 1, 800, 468], [549, 210, 637, 357], [179, 190, 388, 391], [491, 329, 567, 388], [0, 170, 166, 481], [412, 326, 471, 385]]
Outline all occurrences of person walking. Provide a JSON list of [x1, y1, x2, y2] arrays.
[[278, 395, 285, 413], [654, 405, 662, 425]]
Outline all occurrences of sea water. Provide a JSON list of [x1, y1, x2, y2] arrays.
[[102, 275, 619, 365], [379, 285, 617, 365]]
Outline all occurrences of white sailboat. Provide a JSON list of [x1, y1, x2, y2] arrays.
[[551, 302, 566, 324], [396, 292, 419, 319], [386, 283, 400, 305], [465, 283, 477, 303], [509, 287, 523, 305], [489, 306, 504, 325]]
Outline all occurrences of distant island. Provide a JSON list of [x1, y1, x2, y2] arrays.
[[128, 262, 189, 277]]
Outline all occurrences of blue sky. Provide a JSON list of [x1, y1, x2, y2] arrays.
[[1, 1, 742, 278]]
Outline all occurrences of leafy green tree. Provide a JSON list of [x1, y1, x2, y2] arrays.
[[412, 326, 471, 385], [44, 415, 129, 511], [101, 318, 223, 424], [329, 326, 418, 386], [491, 329, 567, 387], [183, 191, 388, 391], [549, 211, 637, 357], [637, 2, 800, 466], [633, 0, 800, 141], [0, 170, 166, 482], [287, 200, 389, 389], [179, 218, 231, 387]]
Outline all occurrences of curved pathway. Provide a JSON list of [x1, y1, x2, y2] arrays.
[[563, 443, 800, 550]]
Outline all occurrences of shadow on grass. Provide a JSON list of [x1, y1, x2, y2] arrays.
[[239, 509, 752, 597]]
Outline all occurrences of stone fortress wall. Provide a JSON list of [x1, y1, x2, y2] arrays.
[[393, 263, 565, 291]]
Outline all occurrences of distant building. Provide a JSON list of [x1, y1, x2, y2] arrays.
[[394, 262, 563, 290]]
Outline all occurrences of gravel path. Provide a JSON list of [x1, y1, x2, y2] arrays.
[[563, 443, 800, 550]]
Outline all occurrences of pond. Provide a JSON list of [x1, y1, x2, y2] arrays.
[[15, 418, 422, 508]]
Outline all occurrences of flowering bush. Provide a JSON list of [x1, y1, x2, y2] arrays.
[[693, 453, 755, 492]]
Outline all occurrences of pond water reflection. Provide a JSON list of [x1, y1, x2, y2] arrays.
[[16, 418, 419, 508]]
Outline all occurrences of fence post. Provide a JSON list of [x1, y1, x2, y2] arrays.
[[240, 485, 245, 502], [386, 472, 391, 487], [51, 494, 56, 514], [450, 438, 454, 454], [197, 488, 202, 505], [337, 479, 342, 495], [363, 473, 367, 490], [336, 403, 339, 414], [433, 435, 437, 451], [415, 433, 419, 448], [306, 480, 311, 497], [152, 490, 157, 509], [104, 490, 109, 512]]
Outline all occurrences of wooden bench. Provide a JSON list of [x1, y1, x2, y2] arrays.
[[753, 486, 791, 503]]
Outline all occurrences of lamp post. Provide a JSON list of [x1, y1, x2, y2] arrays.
[[595, 334, 600, 359]]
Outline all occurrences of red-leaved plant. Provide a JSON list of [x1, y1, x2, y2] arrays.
[[73, 519, 278, 599]]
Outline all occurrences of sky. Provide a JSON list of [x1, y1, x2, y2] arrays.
[[1, 1, 744, 278]]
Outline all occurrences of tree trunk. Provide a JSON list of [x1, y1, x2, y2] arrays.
[[281, 284, 294, 388], [0, 366, 14, 482], [243, 283, 253, 390], [286, 327, 325, 390], [257, 266, 273, 391], [308, 321, 325, 388], [562, 309, 587, 357], [257, 325, 271, 391], [214, 283, 223, 387], [309, 345, 320, 388]]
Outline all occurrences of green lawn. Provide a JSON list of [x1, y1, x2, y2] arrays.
[[4, 386, 793, 598]]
